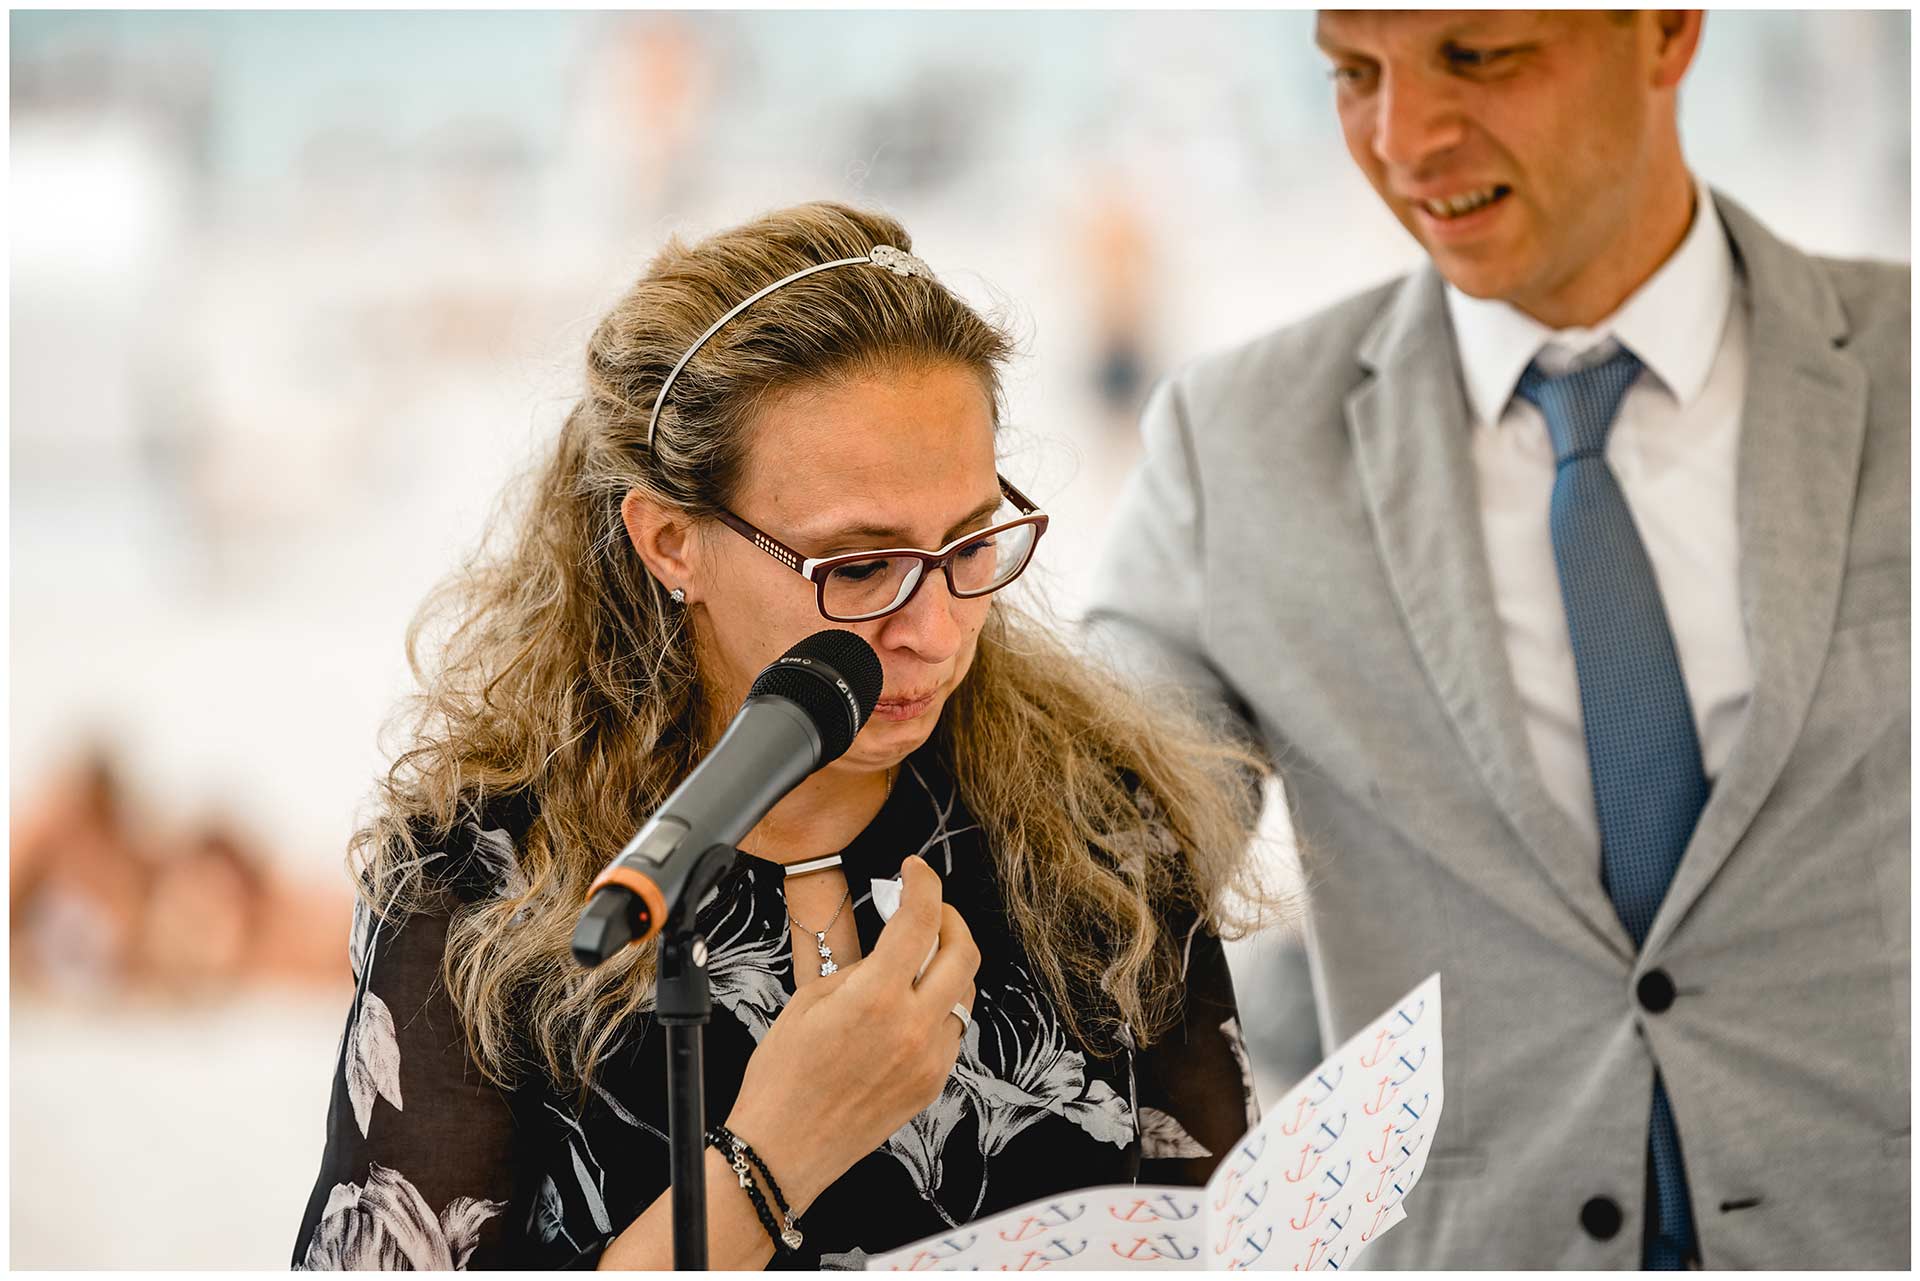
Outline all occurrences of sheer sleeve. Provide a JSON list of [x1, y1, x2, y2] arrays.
[[1133, 919, 1258, 1188], [292, 888, 525, 1270]]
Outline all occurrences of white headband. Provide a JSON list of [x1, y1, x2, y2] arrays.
[[646, 243, 936, 449]]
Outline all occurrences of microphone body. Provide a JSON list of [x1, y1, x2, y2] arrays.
[[577, 697, 820, 959], [571, 630, 883, 966]]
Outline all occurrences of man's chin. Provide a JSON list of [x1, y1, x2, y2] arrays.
[[1427, 249, 1531, 307]]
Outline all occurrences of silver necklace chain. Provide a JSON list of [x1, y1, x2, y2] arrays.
[[782, 884, 852, 977], [773, 764, 896, 978]]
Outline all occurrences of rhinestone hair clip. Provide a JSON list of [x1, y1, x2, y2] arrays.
[[646, 244, 936, 448]]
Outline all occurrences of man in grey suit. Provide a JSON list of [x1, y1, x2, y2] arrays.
[[1087, 11, 1908, 1269]]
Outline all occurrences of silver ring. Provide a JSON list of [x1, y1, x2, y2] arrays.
[[949, 1002, 971, 1033]]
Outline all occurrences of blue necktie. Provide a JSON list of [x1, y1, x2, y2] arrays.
[[1516, 349, 1705, 1270]]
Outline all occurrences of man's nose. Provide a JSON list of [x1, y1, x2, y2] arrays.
[[1371, 70, 1465, 172]]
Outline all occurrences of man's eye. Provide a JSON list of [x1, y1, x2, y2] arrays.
[[1445, 44, 1516, 70], [1327, 62, 1375, 88]]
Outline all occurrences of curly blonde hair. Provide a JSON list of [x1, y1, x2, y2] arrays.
[[356, 201, 1285, 1094]]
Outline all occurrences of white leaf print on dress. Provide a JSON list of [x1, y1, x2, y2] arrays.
[[1139, 1106, 1213, 1159], [1220, 1016, 1262, 1127], [438, 1197, 505, 1268], [881, 976, 1136, 1222], [540, 1099, 620, 1246], [702, 866, 791, 1041], [882, 1071, 982, 1227], [526, 1174, 579, 1251], [569, 1138, 614, 1235], [899, 761, 981, 878], [346, 990, 404, 1139], [591, 1082, 667, 1143], [298, 1163, 505, 1270], [964, 985, 1135, 1157], [338, 897, 378, 1068], [1063, 1076, 1135, 1147], [349, 896, 374, 983]]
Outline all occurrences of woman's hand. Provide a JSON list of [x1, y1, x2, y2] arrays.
[[724, 855, 980, 1214], [596, 856, 978, 1270]]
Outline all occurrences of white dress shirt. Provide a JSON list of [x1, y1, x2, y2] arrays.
[[1444, 182, 1755, 857]]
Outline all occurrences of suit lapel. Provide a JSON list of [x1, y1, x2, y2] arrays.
[[1641, 194, 1870, 957], [1347, 268, 1635, 962]]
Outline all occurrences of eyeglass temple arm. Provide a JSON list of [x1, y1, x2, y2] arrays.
[[713, 508, 808, 576], [997, 473, 1042, 515]]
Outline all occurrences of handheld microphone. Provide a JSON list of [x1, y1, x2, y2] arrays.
[[570, 629, 884, 967]]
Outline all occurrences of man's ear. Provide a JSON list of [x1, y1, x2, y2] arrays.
[[621, 487, 701, 601], [1649, 11, 1703, 91]]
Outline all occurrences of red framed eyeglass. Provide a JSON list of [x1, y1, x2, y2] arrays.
[[714, 474, 1049, 623]]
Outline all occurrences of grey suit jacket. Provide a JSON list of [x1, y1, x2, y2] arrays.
[[1085, 193, 1909, 1268]]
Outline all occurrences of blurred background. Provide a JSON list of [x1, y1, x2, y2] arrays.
[[10, 9, 1909, 1268]]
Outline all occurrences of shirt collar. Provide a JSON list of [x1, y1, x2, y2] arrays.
[[1444, 179, 1736, 426]]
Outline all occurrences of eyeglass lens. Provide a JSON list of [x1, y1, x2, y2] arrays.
[[821, 520, 1038, 620]]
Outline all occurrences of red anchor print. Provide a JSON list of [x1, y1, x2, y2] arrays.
[[1362, 1076, 1398, 1117], [1283, 1143, 1321, 1183], [1358, 1029, 1392, 1069]]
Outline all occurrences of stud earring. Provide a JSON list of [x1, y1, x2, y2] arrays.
[[668, 587, 686, 606]]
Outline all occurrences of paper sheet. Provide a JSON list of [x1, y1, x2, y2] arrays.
[[867, 973, 1443, 1271]]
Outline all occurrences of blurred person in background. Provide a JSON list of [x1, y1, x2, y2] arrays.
[[11, 749, 354, 997], [138, 824, 264, 988], [1077, 178, 1158, 431], [140, 822, 354, 991], [1088, 9, 1908, 1269], [294, 202, 1282, 1270], [11, 750, 152, 994]]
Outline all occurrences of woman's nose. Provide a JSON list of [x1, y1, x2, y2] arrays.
[[874, 567, 965, 665]]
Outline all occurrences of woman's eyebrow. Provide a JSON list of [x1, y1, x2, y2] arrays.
[[812, 494, 1004, 548]]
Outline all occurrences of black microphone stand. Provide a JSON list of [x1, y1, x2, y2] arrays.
[[653, 842, 744, 1270], [657, 926, 712, 1269]]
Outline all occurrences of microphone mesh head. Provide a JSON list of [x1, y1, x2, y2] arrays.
[[747, 630, 884, 762]]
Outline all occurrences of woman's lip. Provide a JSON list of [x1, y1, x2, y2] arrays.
[[873, 692, 936, 721]]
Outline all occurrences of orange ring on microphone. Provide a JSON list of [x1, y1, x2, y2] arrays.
[[586, 867, 668, 948]]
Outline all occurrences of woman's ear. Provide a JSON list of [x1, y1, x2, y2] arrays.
[[621, 488, 701, 601]]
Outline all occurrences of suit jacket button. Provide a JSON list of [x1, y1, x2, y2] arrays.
[[1581, 1195, 1624, 1240], [1638, 970, 1677, 1013]]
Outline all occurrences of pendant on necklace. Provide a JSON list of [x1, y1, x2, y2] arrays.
[[814, 932, 837, 977]]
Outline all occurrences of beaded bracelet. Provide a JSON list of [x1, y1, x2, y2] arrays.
[[706, 1125, 803, 1254], [716, 1125, 796, 1225], [719, 1143, 786, 1254]]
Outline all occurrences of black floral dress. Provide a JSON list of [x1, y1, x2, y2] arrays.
[[292, 745, 1257, 1270]]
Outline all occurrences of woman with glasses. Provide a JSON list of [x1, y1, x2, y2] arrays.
[[294, 202, 1278, 1271]]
